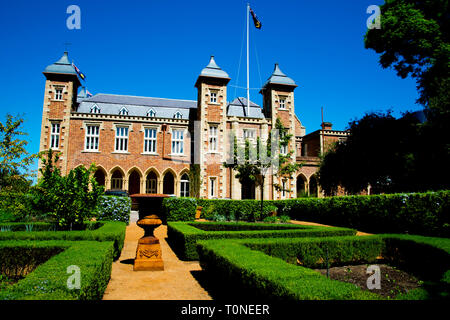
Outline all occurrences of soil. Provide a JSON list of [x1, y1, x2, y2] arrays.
[[0, 275, 23, 290], [314, 264, 422, 299]]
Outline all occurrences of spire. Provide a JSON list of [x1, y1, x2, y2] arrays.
[[263, 63, 296, 87], [43, 51, 78, 76], [198, 56, 230, 79]]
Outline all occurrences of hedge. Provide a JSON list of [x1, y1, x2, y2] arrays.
[[196, 234, 450, 300], [0, 221, 126, 260], [162, 191, 449, 237], [0, 240, 114, 300], [97, 195, 132, 224], [272, 191, 449, 237], [167, 221, 356, 260]]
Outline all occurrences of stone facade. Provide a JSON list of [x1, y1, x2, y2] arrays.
[[39, 53, 349, 199]]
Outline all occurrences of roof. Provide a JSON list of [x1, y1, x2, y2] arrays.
[[43, 52, 78, 76], [227, 97, 265, 118], [76, 93, 196, 119], [198, 56, 230, 79], [263, 63, 296, 87]]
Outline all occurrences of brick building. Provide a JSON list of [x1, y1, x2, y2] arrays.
[[39, 52, 349, 199]]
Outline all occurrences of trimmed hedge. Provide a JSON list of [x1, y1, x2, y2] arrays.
[[97, 195, 131, 224], [272, 191, 449, 237], [0, 221, 126, 260], [0, 240, 114, 300], [162, 191, 449, 237], [196, 234, 450, 300], [167, 221, 356, 260]]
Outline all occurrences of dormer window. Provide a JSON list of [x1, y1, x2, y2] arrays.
[[147, 108, 156, 117], [54, 88, 63, 101], [90, 105, 101, 114], [174, 111, 183, 119], [119, 107, 129, 116]]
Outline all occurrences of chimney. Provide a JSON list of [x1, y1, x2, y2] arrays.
[[321, 122, 332, 130]]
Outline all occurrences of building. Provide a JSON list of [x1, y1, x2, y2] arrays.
[[38, 52, 349, 199]]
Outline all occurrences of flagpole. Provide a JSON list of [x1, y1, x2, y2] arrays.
[[246, 3, 250, 116]]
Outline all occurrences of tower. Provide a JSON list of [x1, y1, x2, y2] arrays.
[[195, 56, 230, 198], [261, 63, 298, 199], [39, 52, 81, 175]]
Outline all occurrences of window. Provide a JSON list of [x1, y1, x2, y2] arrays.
[[146, 173, 157, 194], [54, 88, 63, 100], [174, 111, 183, 119], [115, 126, 129, 152], [280, 132, 288, 155], [180, 173, 190, 197], [91, 105, 101, 114], [111, 171, 123, 190], [243, 129, 255, 140], [282, 180, 287, 198], [209, 125, 218, 152], [147, 108, 156, 117], [50, 123, 60, 149], [144, 128, 157, 153], [171, 129, 184, 155], [209, 177, 216, 198], [85, 125, 99, 151], [210, 91, 217, 103], [119, 107, 129, 116], [279, 98, 286, 109]]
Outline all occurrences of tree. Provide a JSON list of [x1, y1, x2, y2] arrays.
[[0, 113, 36, 191], [364, 0, 449, 106], [31, 149, 104, 230], [317, 111, 428, 195]]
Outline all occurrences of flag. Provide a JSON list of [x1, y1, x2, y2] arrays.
[[86, 89, 93, 97], [250, 7, 261, 29], [72, 62, 86, 80]]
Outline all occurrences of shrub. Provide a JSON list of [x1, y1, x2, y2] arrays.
[[97, 196, 131, 224], [162, 197, 197, 222], [196, 234, 450, 300], [0, 240, 114, 300], [0, 221, 126, 260], [167, 221, 356, 260]]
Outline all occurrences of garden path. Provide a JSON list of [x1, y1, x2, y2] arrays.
[[102, 211, 211, 300], [289, 220, 373, 236]]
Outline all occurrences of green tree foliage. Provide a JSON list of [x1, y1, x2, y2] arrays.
[[0, 113, 36, 191], [317, 111, 448, 195], [188, 164, 202, 198], [364, 0, 449, 106], [31, 149, 104, 230]]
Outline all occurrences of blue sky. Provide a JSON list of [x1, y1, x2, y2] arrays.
[[0, 0, 422, 173]]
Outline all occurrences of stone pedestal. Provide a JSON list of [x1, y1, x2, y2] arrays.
[[133, 215, 164, 271]]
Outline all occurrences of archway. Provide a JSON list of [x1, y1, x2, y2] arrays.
[[128, 170, 141, 195], [111, 170, 124, 190], [94, 168, 106, 187], [296, 174, 307, 198], [163, 171, 175, 195], [309, 175, 318, 197], [180, 173, 190, 197], [146, 171, 158, 194], [241, 179, 256, 199]]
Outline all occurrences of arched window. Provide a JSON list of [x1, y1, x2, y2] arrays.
[[146, 171, 158, 194], [180, 173, 190, 197], [90, 104, 101, 114], [147, 108, 156, 117], [119, 107, 129, 116], [111, 170, 124, 190], [173, 111, 183, 119]]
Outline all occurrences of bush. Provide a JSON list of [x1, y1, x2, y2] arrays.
[[167, 221, 356, 260], [196, 234, 450, 300], [96, 196, 131, 224], [0, 240, 114, 300], [273, 191, 450, 237], [162, 197, 197, 222], [0, 221, 126, 260]]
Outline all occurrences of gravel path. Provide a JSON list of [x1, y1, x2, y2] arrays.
[[102, 212, 211, 300]]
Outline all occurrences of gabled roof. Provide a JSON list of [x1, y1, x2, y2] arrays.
[[263, 63, 296, 87], [43, 52, 78, 76], [227, 97, 264, 118]]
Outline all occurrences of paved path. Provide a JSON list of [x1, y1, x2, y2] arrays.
[[102, 212, 211, 300], [290, 220, 373, 236]]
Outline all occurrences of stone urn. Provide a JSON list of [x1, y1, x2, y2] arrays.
[[133, 215, 164, 271]]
